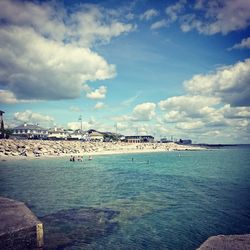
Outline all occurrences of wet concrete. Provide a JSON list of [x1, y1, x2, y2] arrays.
[[0, 197, 43, 250], [198, 234, 250, 250]]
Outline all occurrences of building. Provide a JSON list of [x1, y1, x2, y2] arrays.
[[178, 139, 192, 145], [88, 130, 104, 142], [12, 124, 48, 139], [47, 127, 68, 140], [0, 110, 5, 139], [160, 138, 173, 143], [102, 132, 122, 142], [125, 135, 154, 143], [69, 129, 88, 141]]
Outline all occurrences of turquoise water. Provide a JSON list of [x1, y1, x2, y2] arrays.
[[1, 147, 250, 249]]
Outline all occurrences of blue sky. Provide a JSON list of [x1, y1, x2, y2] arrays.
[[0, 0, 250, 143]]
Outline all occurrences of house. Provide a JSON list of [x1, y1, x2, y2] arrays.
[[178, 139, 192, 145], [102, 132, 122, 142], [160, 138, 173, 143], [88, 130, 104, 142], [47, 127, 68, 140], [69, 129, 88, 141], [125, 135, 154, 143], [12, 124, 48, 139]]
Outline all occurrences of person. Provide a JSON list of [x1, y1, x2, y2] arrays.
[[88, 155, 93, 160], [131, 157, 134, 162]]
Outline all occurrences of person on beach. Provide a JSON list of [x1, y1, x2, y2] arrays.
[[70, 156, 75, 162]]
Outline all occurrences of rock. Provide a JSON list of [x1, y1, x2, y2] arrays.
[[40, 207, 119, 249], [197, 234, 250, 250], [19, 149, 27, 156]]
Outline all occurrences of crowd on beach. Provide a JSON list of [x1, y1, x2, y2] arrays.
[[0, 139, 205, 160], [70, 155, 93, 162]]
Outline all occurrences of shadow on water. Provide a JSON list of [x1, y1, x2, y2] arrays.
[[40, 207, 120, 249]]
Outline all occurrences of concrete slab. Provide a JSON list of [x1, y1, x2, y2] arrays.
[[198, 234, 250, 250], [0, 197, 43, 250]]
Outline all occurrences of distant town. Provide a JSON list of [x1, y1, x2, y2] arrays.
[[0, 110, 192, 144]]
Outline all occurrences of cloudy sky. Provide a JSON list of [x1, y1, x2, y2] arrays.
[[0, 0, 250, 143]]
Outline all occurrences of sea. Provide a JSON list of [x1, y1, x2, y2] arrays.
[[0, 145, 250, 250]]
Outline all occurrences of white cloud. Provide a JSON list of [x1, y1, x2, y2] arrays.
[[176, 120, 204, 130], [131, 102, 156, 121], [86, 86, 107, 99], [68, 116, 116, 132], [159, 95, 220, 117], [70, 106, 81, 112], [70, 5, 136, 47], [0, 26, 115, 101], [67, 122, 82, 131], [0, 90, 28, 104], [94, 102, 105, 110], [163, 110, 188, 123], [126, 13, 135, 20], [68, 116, 96, 131], [180, 0, 250, 35], [121, 94, 140, 106], [220, 104, 250, 119], [0, 0, 66, 42], [0, 0, 135, 102], [82, 84, 92, 93], [229, 37, 250, 50], [115, 122, 128, 131], [14, 110, 54, 126], [184, 59, 250, 106], [165, 0, 186, 22], [140, 9, 158, 21], [155, 58, 250, 142], [150, 19, 167, 30]]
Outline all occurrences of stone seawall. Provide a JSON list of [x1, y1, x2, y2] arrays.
[[0, 139, 205, 159], [0, 197, 43, 250]]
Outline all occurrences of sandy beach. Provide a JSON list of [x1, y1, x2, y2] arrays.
[[0, 139, 205, 161]]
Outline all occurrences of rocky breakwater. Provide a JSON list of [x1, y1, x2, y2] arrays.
[[0, 139, 205, 159], [0, 139, 87, 158]]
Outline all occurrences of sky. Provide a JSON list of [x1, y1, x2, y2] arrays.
[[0, 0, 250, 144]]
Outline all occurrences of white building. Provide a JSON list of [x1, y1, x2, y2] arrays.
[[48, 127, 68, 140], [88, 130, 104, 142], [125, 135, 154, 143], [12, 124, 48, 139], [69, 129, 89, 140]]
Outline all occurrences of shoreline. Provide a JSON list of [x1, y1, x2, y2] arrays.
[[0, 139, 206, 161]]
